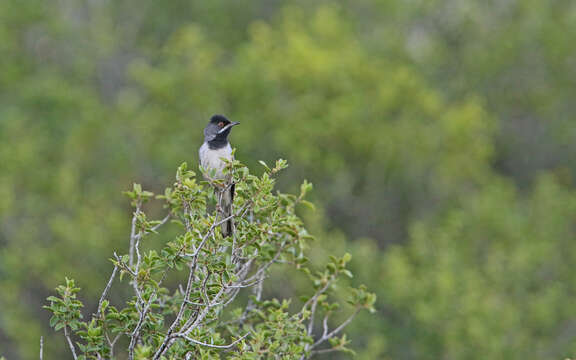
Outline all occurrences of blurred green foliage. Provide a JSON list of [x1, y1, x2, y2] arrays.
[[1, 0, 576, 359]]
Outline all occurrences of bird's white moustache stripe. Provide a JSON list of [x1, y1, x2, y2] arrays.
[[217, 122, 240, 134]]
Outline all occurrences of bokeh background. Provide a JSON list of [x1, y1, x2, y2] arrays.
[[2, 0, 576, 358]]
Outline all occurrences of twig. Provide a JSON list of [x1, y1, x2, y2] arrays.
[[308, 308, 361, 351], [307, 294, 320, 336], [129, 290, 158, 359], [300, 275, 338, 359], [152, 170, 283, 359], [222, 287, 241, 307], [129, 204, 145, 360], [181, 332, 250, 349], [153, 199, 225, 360], [226, 277, 266, 288], [229, 271, 265, 327], [185, 299, 224, 307], [179, 286, 227, 337], [239, 241, 286, 286], [160, 260, 198, 342], [129, 264, 176, 360], [39, 336, 43, 360], [322, 314, 329, 338], [64, 326, 78, 360], [96, 266, 118, 318], [200, 271, 212, 305], [302, 278, 334, 312], [182, 197, 194, 245], [150, 208, 204, 359], [106, 333, 121, 359], [253, 275, 264, 302], [134, 213, 171, 240], [179, 257, 256, 337], [178, 257, 255, 335], [129, 204, 140, 267], [113, 251, 136, 276], [133, 234, 143, 301]]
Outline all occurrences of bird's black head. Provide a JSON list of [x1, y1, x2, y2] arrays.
[[203, 114, 240, 148]]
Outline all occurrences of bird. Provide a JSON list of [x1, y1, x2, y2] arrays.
[[199, 114, 240, 237]]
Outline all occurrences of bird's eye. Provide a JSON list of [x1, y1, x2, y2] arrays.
[[218, 122, 224, 128]]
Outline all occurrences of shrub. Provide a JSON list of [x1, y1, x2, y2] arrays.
[[44, 159, 375, 359]]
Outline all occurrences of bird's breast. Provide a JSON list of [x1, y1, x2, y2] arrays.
[[199, 142, 233, 180]]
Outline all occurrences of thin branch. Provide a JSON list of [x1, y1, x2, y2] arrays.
[[226, 277, 266, 288], [307, 294, 320, 336], [300, 275, 339, 359], [253, 275, 264, 303], [153, 200, 224, 360], [96, 266, 118, 318], [217, 258, 256, 311], [200, 271, 212, 305], [153, 170, 282, 359], [39, 336, 43, 360], [239, 241, 286, 286], [106, 333, 121, 359], [133, 236, 143, 300], [134, 213, 171, 240], [129, 204, 145, 360], [222, 287, 241, 307], [309, 308, 361, 351], [178, 280, 230, 339], [113, 251, 136, 276], [181, 332, 249, 349], [153, 202, 224, 360], [152, 210, 205, 358], [64, 326, 78, 360], [163, 260, 198, 333], [183, 256, 255, 331], [185, 299, 224, 307], [129, 290, 158, 359], [129, 204, 141, 267], [182, 197, 194, 249], [302, 278, 334, 312], [129, 263, 176, 360], [181, 289, 225, 334], [229, 271, 265, 327], [180, 213, 230, 259], [322, 314, 329, 338]]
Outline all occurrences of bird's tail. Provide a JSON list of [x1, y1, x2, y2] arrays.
[[219, 183, 234, 237]]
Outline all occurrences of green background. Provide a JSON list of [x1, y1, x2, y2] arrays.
[[1, 0, 576, 358]]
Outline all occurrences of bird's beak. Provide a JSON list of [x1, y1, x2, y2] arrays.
[[218, 121, 240, 134]]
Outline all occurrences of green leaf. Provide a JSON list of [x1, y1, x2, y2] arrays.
[[258, 160, 271, 172], [49, 316, 59, 327], [299, 200, 315, 211]]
